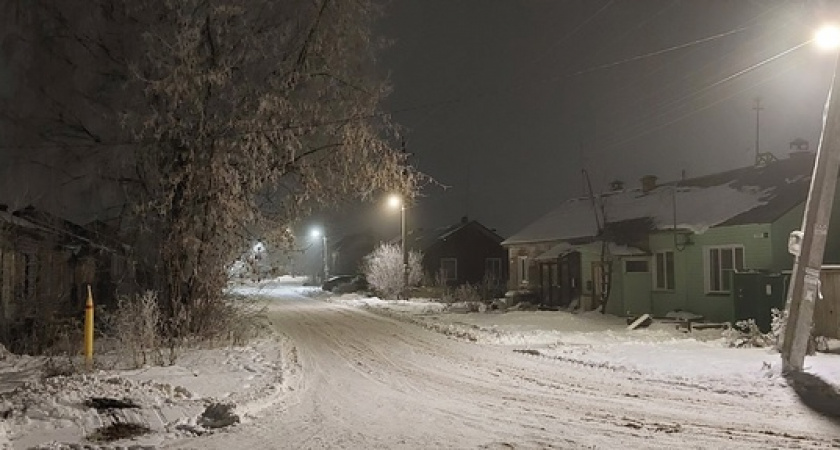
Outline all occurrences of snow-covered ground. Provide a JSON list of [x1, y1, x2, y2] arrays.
[[4, 276, 840, 449], [326, 293, 840, 384]]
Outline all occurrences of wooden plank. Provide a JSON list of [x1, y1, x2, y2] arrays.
[[627, 313, 652, 330], [816, 268, 840, 339]]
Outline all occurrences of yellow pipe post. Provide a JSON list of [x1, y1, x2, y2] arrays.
[[84, 284, 94, 371]]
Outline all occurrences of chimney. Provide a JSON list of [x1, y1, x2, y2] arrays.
[[789, 138, 814, 160], [640, 175, 658, 193], [461, 216, 469, 224], [0, 204, 7, 212]]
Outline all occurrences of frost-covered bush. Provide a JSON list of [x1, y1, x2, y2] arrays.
[[443, 284, 481, 304], [723, 318, 775, 348], [106, 291, 163, 368], [770, 307, 785, 351], [769, 307, 825, 355], [363, 243, 423, 298]]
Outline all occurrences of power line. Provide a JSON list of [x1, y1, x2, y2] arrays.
[[0, 7, 796, 152]]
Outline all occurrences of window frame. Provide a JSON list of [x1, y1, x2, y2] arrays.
[[705, 245, 745, 294], [440, 257, 458, 282], [653, 251, 675, 291], [485, 257, 502, 281], [518, 255, 529, 284], [624, 259, 650, 274]]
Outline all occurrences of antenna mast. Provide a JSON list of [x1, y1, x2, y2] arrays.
[[753, 97, 777, 167]]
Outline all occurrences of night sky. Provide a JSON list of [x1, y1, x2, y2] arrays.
[[363, 0, 840, 239], [2, 1, 840, 245]]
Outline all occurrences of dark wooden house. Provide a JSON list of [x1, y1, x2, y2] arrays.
[[329, 231, 377, 275], [419, 217, 508, 287], [0, 205, 133, 349]]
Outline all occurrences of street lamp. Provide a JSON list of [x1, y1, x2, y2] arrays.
[[388, 194, 409, 297], [815, 24, 840, 50], [781, 25, 840, 372], [310, 228, 329, 282]]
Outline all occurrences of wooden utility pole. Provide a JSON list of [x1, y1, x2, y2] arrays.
[[754, 97, 763, 165], [781, 53, 840, 372]]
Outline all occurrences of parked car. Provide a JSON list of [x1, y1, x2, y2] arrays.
[[322, 274, 368, 293]]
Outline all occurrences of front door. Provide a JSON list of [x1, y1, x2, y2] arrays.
[[559, 251, 581, 307], [539, 262, 561, 307]]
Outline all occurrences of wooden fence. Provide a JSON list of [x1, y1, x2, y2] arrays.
[[815, 265, 840, 339]]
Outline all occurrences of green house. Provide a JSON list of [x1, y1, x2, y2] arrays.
[[502, 151, 840, 322]]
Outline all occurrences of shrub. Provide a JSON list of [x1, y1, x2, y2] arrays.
[[363, 243, 423, 298], [105, 291, 163, 368], [723, 319, 773, 348], [769, 307, 824, 354], [445, 284, 481, 304]]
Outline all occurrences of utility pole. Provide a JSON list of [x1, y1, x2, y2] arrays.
[[322, 234, 329, 280], [781, 52, 840, 372], [402, 202, 408, 297], [400, 138, 410, 298], [754, 97, 763, 165]]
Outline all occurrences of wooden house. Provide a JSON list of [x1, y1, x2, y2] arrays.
[[503, 149, 840, 323], [405, 217, 508, 287], [0, 205, 131, 348]]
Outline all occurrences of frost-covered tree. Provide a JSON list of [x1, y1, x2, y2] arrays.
[[1, 1, 418, 336], [363, 243, 422, 299]]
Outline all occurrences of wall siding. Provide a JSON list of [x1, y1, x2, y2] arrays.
[[771, 203, 803, 273]]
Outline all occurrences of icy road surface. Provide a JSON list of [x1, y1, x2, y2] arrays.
[[168, 285, 840, 449]]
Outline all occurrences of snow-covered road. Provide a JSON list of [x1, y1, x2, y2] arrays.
[[167, 286, 840, 449]]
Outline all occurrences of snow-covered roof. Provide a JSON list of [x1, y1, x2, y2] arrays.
[[503, 156, 813, 246], [534, 242, 646, 261], [534, 243, 574, 261]]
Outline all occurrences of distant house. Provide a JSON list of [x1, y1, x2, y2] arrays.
[[401, 217, 508, 287], [503, 148, 840, 322], [0, 205, 132, 348], [329, 231, 377, 275]]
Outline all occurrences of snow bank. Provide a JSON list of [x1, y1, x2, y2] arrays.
[[1, 337, 295, 449]]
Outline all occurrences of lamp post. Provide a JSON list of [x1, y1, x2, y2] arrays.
[[310, 228, 328, 282], [781, 25, 840, 372], [388, 194, 409, 297]]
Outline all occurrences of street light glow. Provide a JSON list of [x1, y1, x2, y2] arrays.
[[815, 25, 840, 50], [310, 228, 321, 238], [387, 194, 402, 209]]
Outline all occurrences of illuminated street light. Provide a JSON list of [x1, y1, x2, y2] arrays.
[[815, 24, 840, 50], [310, 227, 328, 282], [388, 194, 409, 298], [387, 194, 402, 210]]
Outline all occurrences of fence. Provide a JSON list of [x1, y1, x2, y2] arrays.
[[815, 265, 840, 339]]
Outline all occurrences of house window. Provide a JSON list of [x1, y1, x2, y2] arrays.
[[485, 258, 502, 282], [440, 258, 457, 282], [706, 246, 744, 293], [624, 260, 649, 273], [518, 256, 529, 284], [24, 253, 37, 299], [654, 251, 675, 290]]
